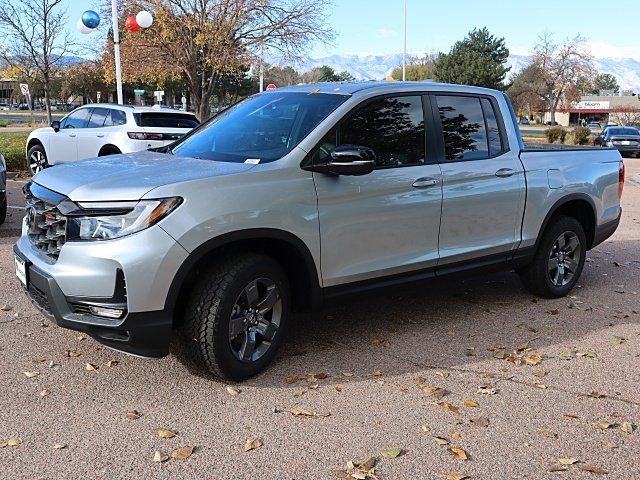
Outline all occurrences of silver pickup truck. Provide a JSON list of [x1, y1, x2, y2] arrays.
[[14, 82, 624, 380]]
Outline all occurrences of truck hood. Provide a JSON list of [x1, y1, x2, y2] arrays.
[[33, 151, 257, 201]]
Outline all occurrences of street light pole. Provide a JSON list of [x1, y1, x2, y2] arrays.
[[402, 0, 407, 81], [111, 0, 123, 104]]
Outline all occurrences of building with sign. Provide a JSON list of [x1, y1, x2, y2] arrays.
[[548, 94, 640, 126]]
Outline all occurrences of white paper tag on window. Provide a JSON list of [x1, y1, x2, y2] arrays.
[[245, 158, 261, 164]]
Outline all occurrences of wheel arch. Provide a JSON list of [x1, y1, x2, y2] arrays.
[[534, 194, 597, 251], [26, 137, 45, 154], [167, 229, 322, 324], [98, 144, 122, 156]]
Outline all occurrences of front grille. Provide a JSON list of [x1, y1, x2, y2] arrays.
[[25, 187, 67, 260], [27, 283, 53, 317]]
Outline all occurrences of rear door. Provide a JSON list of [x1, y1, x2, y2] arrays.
[[76, 107, 110, 160], [433, 94, 526, 267], [312, 94, 443, 287]]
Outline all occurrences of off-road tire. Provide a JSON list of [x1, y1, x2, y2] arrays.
[[178, 253, 290, 381]]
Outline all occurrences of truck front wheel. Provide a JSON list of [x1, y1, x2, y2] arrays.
[[518, 216, 587, 298], [179, 253, 290, 381]]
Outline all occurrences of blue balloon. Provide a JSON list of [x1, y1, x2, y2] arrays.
[[81, 10, 100, 29]]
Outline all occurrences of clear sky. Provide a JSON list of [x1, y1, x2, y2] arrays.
[[64, 0, 640, 59]]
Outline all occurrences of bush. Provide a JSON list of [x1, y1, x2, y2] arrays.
[[545, 126, 567, 144], [568, 126, 592, 145], [0, 131, 29, 171], [0, 120, 9, 128]]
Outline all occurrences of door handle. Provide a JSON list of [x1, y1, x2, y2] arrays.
[[495, 168, 516, 178], [96, 134, 105, 138], [68, 134, 76, 138], [412, 177, 440, 188]]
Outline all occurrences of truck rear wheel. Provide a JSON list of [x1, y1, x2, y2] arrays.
[[518, 215, 586, 298], [179, 253, 290, 381]]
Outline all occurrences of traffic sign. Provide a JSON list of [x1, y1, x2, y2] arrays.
[[134, 89, 145, 95], [19, 83, 29, 95], [266, 83, 277, 91]]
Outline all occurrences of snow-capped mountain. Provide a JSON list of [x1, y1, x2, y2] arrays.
[[278, 52, 640, 92]]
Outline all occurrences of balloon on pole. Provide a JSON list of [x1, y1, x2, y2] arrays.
[[136, 11, 153, 29], [76, 18, 93, 34], [125, 16, 141, 32], [81, 10, 100, 29]]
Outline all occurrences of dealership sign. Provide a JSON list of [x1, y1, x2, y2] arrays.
[[573, 101, 610, 110]]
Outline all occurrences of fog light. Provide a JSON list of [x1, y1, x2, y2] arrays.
[[89, 306, 125, 319]]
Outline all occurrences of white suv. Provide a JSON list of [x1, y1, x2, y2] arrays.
[[25, 104, 200, 174]]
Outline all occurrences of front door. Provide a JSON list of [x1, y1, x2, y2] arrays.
[[433, 94, 526, 266], [77, 107, 109, 160], [49, 107, 92, 164], [312, 95, 443, 287]]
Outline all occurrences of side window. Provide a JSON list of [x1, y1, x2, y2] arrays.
[[103, 109, 114, 127], [309, 129, 337, 165], [436, 95, 488, 161], [61, 108, 91, 129], [481, 98, 503, 156], [87, 108, 109, 128], [339, 96, 425, 168], [111, 109, 127, 126]]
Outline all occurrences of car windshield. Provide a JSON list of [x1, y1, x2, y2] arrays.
[[171, 92, 349, 163], [608, 127, 639, 136]]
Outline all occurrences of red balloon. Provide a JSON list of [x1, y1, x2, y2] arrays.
[[125, 15, 140, 32]]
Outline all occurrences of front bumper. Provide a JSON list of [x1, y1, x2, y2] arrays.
[[15, 244, 172, 358]]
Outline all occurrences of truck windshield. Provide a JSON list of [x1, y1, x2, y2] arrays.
[[172, 92, 349, 163]]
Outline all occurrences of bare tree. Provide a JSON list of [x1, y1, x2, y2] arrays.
[[532, 33, 595, 123], [119, 0, 333, 120], [0, 0, 74, 123]]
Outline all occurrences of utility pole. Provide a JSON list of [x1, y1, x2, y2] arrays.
[[111, 0, 123, 104], [402, 0, 407, 81]]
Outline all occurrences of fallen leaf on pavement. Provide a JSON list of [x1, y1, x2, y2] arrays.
[[171, 446, 194, 460], [438, 402, 460, 414], [244, 437, 263, 452], [106, 360, 118, 367], [1, 303, 13, 311], [422, 386, 450, 399], [52, 443, 67, 450], [372, 370, 383, 377], [451, 432, 462, 440], [621, 422, 635, 434], [0, 438, 22, 448], [23, 371, 39, 378], [313, 372, 328, 380], [610, 337, 626, 346], [66, 350, 81, 357], [563, 413, 579, 419], [463, 400, 479, 408], [559, 458, 579, 465], [580, 465, 608, 474], [380, 447, 402, 458], [539, 429, 557, 438], [590, 391, 606, 399], [470, 416, 489, 428], [40, 389, 50, 397], [524, 354, 542, 366], [547, 309, 560, 315], [226, 386, 240, 396], [594, 422, 615, 431], [548, 465, 568, 472], [153, 450, 169, 462], [560, 347, 576, 360], [126, 410, 142, 420], [285, 375, 301, 384], [444, 473, 470, 480], [289, 407, 330, 418], [84, 363, 97, 371], [434, 436, 450, 445], [477, 385, 498, 395], [448, 446, 468, 461], [156, 428, 177, 439]]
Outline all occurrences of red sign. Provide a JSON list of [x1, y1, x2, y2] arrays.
[[266, 83, 277, 91]]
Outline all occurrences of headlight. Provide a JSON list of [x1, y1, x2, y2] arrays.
[[67, 197, 182, 241]]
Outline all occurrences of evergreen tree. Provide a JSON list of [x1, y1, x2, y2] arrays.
[[434, 27, 510, 90]]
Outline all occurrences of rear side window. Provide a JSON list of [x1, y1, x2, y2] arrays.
[[110, 109, 127, 126], [87, 108, 109, 128], [61, 108, 91, 129], [481, 98, 503, 156], [339, 95, 425, 167], [435, 95, 488, 161], [134, 112, 199, 128]]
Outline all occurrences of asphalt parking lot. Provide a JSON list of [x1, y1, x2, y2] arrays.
[[0, 166, 639, 479]]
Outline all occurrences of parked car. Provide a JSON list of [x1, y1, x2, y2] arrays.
[[518, 117, 530, 125], [0, 149, 6, 225], [18, 103, 29, 110], [594, 126, 640, 156], [0, 103, 10, 111], [25, 104, 200, 174], [15, 82, 624, 380], [545, 120, 559, 126], [586, 122, 601, 129]]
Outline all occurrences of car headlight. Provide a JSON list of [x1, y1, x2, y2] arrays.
[[67, 197, 182, 241]]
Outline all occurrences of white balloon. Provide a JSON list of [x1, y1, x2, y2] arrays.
[[76, 18, 92, 34], [136, 11, 153, 28]]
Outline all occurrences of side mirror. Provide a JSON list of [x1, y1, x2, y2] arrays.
[[307, 145, 376, 176], [51, 120, 60, 132]]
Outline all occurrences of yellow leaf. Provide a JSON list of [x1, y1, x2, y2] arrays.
[[171, 446, 194, 460], [434, 436, 450, 445], [451, 432, 462, 440], [156, 428, 177, 439], [66, 350, 81, 357], [84, 363, 97, 371], [52, 443, 67, 450], [621, 422, 635, 434], [372, 370, 383, 377], [423, 386, 450, 399], [0, 438, 22, 448], [580, 465, 607, 474], [463, 399, 479, 408], [244, 437, 263, 452], [524, 354, 542, 366], [106, 360, 119, 367], [594, 422, 615, 431], [438, 402, 460, 414], [448, 446, 468, 461], [380, 447, 402, 458], [126, 410, 142, 420], [559, 458, 579, 465], [153, 450, 169, 462], [285, 375, 301, 384], [226, 386, 240, 396]]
